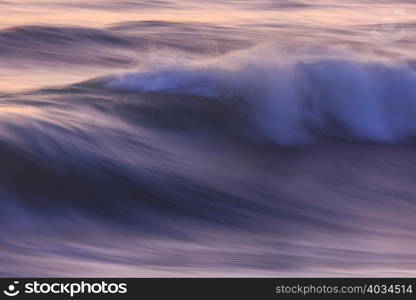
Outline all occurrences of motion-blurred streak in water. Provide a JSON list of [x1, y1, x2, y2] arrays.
[[0, 0, 416, 276]]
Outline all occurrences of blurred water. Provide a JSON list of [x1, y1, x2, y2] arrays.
[[1, 0, 416, 276], [0, 0, 415, 91]]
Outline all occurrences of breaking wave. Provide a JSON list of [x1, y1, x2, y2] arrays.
[[106, 47, 416, 145]]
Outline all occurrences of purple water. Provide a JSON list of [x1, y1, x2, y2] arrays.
[[0, 0, 416, 276]]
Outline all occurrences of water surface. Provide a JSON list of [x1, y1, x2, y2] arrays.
[[1, 0, 416, 276]]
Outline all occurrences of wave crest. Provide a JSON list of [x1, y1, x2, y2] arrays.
[[106, 47, 416, 145]]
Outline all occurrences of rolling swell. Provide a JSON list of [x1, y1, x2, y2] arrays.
[[1, 0, 416, 278], [0, 86, 278, 229], [0, 26, 138, 67], [2, 46, 416, 225], [0, 23, 252, 68], [2, 45, 416, 276]]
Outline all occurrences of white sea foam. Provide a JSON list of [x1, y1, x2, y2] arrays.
[[106, 47, 416, 145]]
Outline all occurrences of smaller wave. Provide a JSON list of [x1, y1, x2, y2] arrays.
[[0, 26, 136, 67], [106, 47, 416, 145]]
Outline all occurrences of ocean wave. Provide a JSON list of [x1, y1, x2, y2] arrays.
[[106, 47, 416, 145], [0, 26, 138, 67], [1, 44, 416, 277], [0, 24, 252, 69], [0, 87, 269, 226]]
